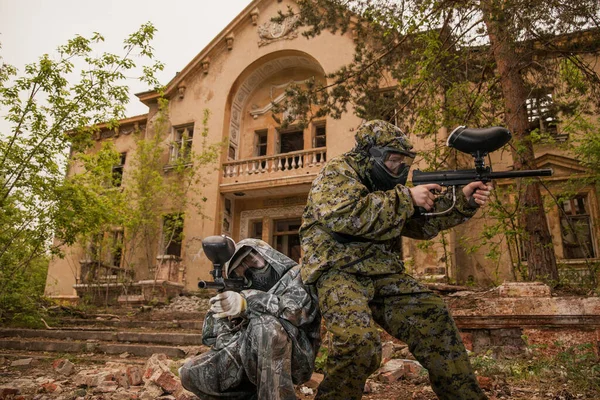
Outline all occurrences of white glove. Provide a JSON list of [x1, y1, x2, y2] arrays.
[[209, 291, 246, 319]]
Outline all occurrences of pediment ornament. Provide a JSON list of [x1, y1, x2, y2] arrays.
[[258, 15, 300, 47]]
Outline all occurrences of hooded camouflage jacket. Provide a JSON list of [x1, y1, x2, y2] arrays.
[[299, 121, 479, 285]]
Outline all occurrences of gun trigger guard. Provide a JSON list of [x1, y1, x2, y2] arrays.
[[421, 186, 457, 217]]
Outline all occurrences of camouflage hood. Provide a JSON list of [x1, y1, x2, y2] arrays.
[[225, 238, 297, 279], [352, 120, 413, 155]]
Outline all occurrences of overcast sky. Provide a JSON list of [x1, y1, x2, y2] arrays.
[[0, 0, 253, 118]]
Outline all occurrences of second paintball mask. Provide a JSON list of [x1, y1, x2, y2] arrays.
[[226, 248, 282, 292]]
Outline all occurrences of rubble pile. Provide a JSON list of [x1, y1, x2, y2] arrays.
[[0, 354, 199, 400]]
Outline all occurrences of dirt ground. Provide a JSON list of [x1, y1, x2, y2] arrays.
[[0, 351, 596, 400]]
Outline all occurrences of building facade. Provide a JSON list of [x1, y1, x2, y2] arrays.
[[45, 0, 600, 302]]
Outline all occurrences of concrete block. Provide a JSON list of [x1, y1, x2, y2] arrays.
[[498, 282, 551, 297], [10, 358, 37, 367]]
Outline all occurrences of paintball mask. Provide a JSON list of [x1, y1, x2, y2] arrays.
[[227, 248, 282, 292], [369, 146, 416, 191]]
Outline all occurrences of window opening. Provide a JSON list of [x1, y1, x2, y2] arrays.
[[162, 213, 184, 257], [526, 88, 558, 135], [170, 124, 194, 163], [560, 195, 595, 259], [251, 221, 263, 240], [273, 218, 301, 263], [112, 153, 126, 187]]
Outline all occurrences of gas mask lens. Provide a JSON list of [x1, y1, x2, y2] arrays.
[[383, 150, 414, 177]]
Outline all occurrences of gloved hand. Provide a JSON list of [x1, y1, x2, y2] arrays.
[[209, 291, 247, 319]]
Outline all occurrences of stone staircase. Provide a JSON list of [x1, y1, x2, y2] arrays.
[[0, 296, 210, 360]]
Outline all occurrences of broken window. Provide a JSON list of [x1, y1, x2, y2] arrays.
[[273, 218, 302, 263], [559, 195, 595, 259], [169, 124, 194, 163], [162, 213, 184, 257], [526, 88, 558, 135], [112, 153, 126, 187], [110, 230, 124, 268]]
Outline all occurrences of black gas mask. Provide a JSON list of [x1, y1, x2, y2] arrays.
[[228, 249, 282, 292], [368, 146, 415, 191]]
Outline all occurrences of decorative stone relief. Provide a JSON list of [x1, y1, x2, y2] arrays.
[[257, 14, 300, 47], [240, 205, 305, 239]]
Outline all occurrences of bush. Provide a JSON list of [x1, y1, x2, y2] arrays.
[[0, 256, 50, 328]]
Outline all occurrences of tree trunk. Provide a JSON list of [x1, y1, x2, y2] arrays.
[[481, 1, 559, 283]]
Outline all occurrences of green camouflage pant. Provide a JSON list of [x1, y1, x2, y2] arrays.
[[315, 269, 487, 400]]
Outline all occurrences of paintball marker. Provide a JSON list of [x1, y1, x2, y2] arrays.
[[411, 126, 553, 216], [198, 235, 248, 292]]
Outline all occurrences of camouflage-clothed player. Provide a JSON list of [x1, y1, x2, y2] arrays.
[[299, 120, 491, 400], [180, 239, 321, 400]]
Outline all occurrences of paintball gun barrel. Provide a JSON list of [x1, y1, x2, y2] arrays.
[[198, 235, 248, 292]]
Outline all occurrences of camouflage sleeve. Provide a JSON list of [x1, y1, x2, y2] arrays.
[[309, 161, 415, 241], [401, 187, 479, 240], [201, 312, 242, 347], [240, 269, 318, 327]]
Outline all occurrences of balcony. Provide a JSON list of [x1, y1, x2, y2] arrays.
[[220, 148, 326, 193]]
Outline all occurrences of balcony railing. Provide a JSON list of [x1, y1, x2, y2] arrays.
[[222, 147, 326, 178]]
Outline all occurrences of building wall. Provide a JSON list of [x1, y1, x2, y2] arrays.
[[45, 0, 600, 299]]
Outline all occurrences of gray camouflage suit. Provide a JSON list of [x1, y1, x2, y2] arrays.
[[300, 120, 487, 400], [180, 239, 321, 400]]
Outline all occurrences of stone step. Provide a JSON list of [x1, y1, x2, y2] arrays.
[[57, 318, 204, 331], [0, 328, 203, 346], [0, 338, 189, 358]]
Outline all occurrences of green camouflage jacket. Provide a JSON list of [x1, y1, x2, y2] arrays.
[[299, 123, 479, 285]]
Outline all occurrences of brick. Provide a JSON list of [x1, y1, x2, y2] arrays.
[[0, 387, 20, 397], [154, 371, 181, 393], [477, 376, 493, 391], [127, 366, 144, 386]]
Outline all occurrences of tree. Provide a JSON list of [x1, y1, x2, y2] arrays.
[[0, 24, 163, 319], [66, 100, 221, 306], [284, 0, 600, 284]]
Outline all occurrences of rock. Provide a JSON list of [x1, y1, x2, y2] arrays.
[[375, 359, 405, 383], [299, 386, 314, 395], [126, 366, 144, 386], [141, 381, 164, 400], [403, 360, 424, 379], [0, 387, 21, 397], [52, 359, 75, 376], [477, 376, 494, 391], [74, 370, 115, 387], [143, 354, 172, 382], [302, 372, 323, 389], [381, 341, 395, 363], [11, 358, 38, 367], [92, 381, 119, 393]]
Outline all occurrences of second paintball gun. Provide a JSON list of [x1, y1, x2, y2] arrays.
[[198, 235, 248, 292], [411, 126, 553, 216]]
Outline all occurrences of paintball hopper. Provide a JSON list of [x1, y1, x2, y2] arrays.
[[447, 126, 511, 157], [201, 235, 235, 281], [447, 126, 511, 171]]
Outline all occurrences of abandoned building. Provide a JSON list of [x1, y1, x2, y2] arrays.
[[43, 0, 600, 305]]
